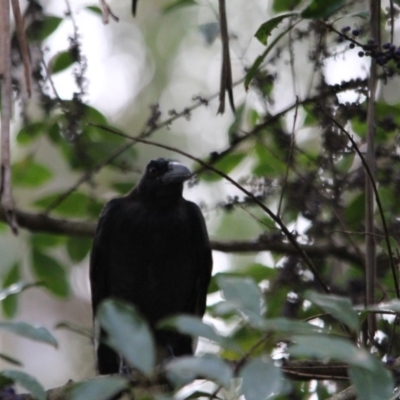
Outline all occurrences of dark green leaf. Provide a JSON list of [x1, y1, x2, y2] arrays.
[[273, 0, 302, 12], [306, 291, 359, 333], [301, 0, 345, 19], [68, 376, 128, 400], [253, 142, 286, 177], [159, 315, 239, 351], [12, 159, 53, 188], [289, 335, 374, 369], [32, 249, 70, 298], [67, 237, 92, 262], [162, 0, 196, 14], [349, 357, 393, 400], [31, 233, 65, 249], [255, 13, 298, 45], [1, 263, 20, 318], [49, 50, 75, 74], [0, 352, 22, 366], [97, 299, 155, 376], [0, 321, 57, 347], [112, 182, 135, 194], [217, 276, 263, 322], [0, 370, 46, 400], [34, 191, 102, 218], [27, 16, 62, 42], [244, 20, 297, 89], [201, 153, 246, 182], [16, 122, 45, 145], [165, 355, 233, 388], [86, 6, 102, 15], [240, 357, 286, 400], [344, 193, 365, 228]]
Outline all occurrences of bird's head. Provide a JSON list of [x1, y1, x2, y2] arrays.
[[137, 158, 192, 201]]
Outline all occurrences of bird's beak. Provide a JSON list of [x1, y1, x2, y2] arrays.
[[161, 161, 192, 184]]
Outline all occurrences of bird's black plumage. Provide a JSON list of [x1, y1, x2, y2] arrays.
[[90, 159, 212, 374]]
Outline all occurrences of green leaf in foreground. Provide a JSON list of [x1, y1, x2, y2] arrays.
[[0, 321, 57, 347], [97, 299, 155, 376], [289, 335, 374, 370], [305, 291, 359, 333], [240, 357, 287, 400], [217, 275, 263, 321], [255, 13, 298, 45], [165, 355, 233, 388], [68, 376, 128, 400], [349, 357, 393, 400], [159, 315, 239, 351], [0, 370, 46, 400]]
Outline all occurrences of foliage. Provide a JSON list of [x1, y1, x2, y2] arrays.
[[1, 0, 400, 399]]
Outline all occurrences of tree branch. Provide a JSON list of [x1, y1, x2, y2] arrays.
[[0, 206, 361, 265]]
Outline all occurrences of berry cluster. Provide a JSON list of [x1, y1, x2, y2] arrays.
[[337, 26, 400, 68]]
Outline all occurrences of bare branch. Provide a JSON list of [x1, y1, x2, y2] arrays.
[[217, 0, 235, 114], [0, 0, 18, 234], [11, 0, 32, 96]]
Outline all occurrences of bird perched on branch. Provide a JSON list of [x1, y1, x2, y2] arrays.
[[90, 158, 213, 374]]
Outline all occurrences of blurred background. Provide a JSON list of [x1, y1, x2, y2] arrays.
[[2, 0, 398, 395]]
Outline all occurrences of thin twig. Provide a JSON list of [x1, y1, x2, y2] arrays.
[[0, 0, 18, 234], [277, 96, 298, 217], [217, 0, 235, 114], [91, 123, 331, 294], [11, 0, 31, 97], [100, 0, 119, 24], [365, 0, 381, 338]]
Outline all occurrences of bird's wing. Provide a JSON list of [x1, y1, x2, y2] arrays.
[[185, 201, 213, 317], [89, 198, 121, 316]]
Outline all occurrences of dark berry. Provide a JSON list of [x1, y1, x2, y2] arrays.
[[349, 43, 355, 49], [383, 42, 391, 49], [367, 38, 375, 45], [358, 51, 364, 57], [352, 29, 360, 36], [337, 35, 344, 43], [341, 26, 351, 32]]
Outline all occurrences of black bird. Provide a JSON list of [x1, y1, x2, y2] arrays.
[[90, 158, 213, 374]]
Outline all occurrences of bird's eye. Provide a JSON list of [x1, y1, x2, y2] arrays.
[[148, 166, 158, 176]]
